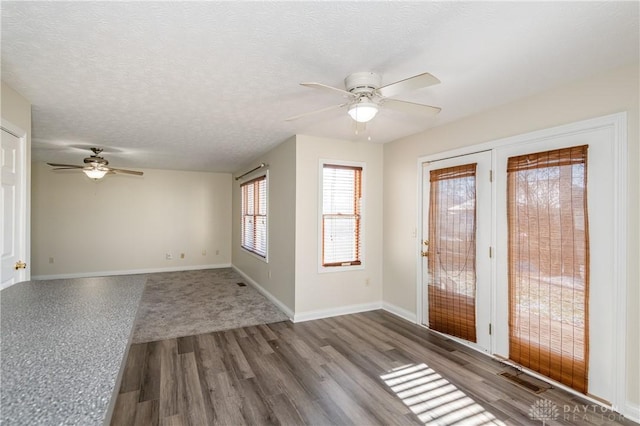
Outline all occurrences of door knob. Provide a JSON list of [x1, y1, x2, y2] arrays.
[[14, 260, 27, 270]]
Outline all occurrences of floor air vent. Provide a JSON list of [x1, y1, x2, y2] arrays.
[[236, 282, 247, 287], [499, 371, 548, 394]]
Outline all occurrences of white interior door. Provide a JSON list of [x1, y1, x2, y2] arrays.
[[421, 151, 492, 353], [1, 127, 27, 289]]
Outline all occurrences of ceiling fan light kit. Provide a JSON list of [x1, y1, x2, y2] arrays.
[[348, 99, 379, 123], [83, 167, 108, 180], [346, 72, 381, 123], [288, 71, 441, 125]]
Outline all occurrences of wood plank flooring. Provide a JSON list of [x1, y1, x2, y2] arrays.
[[111, 310, 636, 425]]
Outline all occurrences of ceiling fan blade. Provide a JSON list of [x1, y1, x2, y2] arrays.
[[53, 168, 82, 171], [377, 72, 441, 98], [285, 103, 347, 121], [47, 163, 83, 168], [300, 82, 355, 98], [110, 168, 144, 176], [383, 99, 441, 117]]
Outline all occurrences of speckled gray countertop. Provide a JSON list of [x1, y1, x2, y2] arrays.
[[1, 275, 146, 425]]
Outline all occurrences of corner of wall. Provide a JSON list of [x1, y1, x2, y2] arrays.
[[231, 137, 297, 311]]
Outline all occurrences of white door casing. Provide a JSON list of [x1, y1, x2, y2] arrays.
[[1, 126, 28, 289], [416, 112, 627, 413]]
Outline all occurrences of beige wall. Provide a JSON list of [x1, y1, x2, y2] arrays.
[[295, 135, 383, 316], [1, 82, 31, 134], [383, 64, 639, 407], [231, 135, 384, 317], [1, 82, 32, 280], [232, 137, 297, 313], [31, 162, 232, 277]]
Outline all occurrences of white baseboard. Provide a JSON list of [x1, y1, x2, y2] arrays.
[[231, 265, 294, 319], [228, 266, 383, 323], [293, 301, 382, 323], [624, 401, 640, 424], [31, 263, 232, 281], [381, 301, 417, 323]]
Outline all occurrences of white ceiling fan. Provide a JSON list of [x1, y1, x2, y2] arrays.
[[47, 147, 143, 180], [286, 71, 442, 123]]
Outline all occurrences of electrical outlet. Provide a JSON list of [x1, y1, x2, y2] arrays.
[[180, 253, 185, 259], [201, 249, 206, 256], [215, 249, 220, 255], [365, 278, 370, 287], [49, 257, 54, 264], [165, 253, 172, 260]]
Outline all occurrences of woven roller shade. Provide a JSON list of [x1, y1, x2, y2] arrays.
[[428, 163, 477, 343], [507, 145, 589, 393]]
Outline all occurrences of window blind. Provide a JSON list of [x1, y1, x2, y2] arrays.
[[241, 175, 267, 258], [427, 163, 478, 342], [322, 164, 362, 267], [507, 145, 589, 393]]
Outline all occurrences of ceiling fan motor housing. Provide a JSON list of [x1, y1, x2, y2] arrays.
[[344, 72, 381, 96], [84, 155, 108, 166]]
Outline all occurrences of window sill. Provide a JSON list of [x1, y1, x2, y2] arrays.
[[241, 247, 268, 264], [318, 263, 365, 274]]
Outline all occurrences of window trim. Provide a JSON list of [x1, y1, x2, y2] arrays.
[[240, 171, 269, 262], [318, 159, 366, 273]]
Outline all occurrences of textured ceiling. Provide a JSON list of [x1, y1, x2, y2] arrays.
[[2, 1, 638, 173]]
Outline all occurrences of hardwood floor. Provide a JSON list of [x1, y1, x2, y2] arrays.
[[111, 311, 635, 425]]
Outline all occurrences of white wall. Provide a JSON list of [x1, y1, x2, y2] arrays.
[[1, 82, 32, 281], [232, 137, 296, 313], [31, 162, 232, 278], [383, 64, 639, 409], [294, 135, 383, 318]]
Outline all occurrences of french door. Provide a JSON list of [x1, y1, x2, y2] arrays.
[[494, 124, 618, 402], [421, 151, 492, 353], [420, 114, 623, 405]]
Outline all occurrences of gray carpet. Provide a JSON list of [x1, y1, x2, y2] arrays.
[[131, 268, 289, 343]]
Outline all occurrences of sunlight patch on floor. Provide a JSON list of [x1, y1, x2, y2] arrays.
[[381, 363, 505, 425]]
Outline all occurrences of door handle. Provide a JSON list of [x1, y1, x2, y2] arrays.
[[421, 251, 429, 257], [14, 260, 27, 270]]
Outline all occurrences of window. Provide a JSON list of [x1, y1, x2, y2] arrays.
[[321, 163, 363, 267], [241, 175, 267, 258]]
